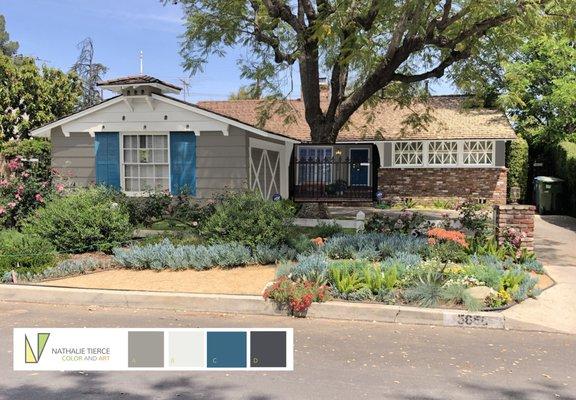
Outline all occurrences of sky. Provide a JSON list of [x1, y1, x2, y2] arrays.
[[2, 0, 454, 103]]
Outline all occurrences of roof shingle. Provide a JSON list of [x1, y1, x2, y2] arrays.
[[197, 95, 516, 142]]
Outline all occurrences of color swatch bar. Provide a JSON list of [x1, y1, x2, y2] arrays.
[[13, 328, 293, 371]]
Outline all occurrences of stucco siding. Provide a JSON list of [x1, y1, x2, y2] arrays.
[[51, 128, 95, 187]]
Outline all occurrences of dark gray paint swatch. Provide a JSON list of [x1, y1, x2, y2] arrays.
[[128, 331, 164, 368], [250, 331, 286, 368]]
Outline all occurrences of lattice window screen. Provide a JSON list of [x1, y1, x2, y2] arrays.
[[463, 141, 493, 165], [394, 142, 423, 165], [428, 141, 458, 165]]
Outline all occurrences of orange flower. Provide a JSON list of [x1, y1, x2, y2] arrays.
[[427, 227, 468, 248]]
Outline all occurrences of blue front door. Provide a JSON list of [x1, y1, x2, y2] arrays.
[[350, 149, 370, 186]]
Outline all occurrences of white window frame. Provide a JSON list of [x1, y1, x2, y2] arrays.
[[296, 145, 334, 185], [389, 140, 497, 168], [120, 132, 171, 196], [392, 141, 424, 167], [462, 140, 495, 166], [428, 140, 459, 166]]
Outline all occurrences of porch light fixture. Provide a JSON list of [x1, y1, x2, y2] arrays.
[[335, 149, 342, 156]]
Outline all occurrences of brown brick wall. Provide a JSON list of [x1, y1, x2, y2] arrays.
[[493, 205, 535, 251], [378, 167, 507, 205]]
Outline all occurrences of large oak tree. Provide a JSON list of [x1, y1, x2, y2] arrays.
[[168, 0, 572, 143]]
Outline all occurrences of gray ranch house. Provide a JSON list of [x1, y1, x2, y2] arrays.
[[30, 75, 516, 205]]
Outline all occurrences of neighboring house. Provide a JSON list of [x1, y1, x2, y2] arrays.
[[30, 75, 516, 205]]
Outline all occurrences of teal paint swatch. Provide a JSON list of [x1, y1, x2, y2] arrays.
[[206, 332, 246, 368]]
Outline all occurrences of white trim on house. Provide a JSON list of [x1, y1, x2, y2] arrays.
[[388, 139, 498, 168], [30, 96, 126, 138], [30, 94, 299, 145], [248, 137, 287, 198]]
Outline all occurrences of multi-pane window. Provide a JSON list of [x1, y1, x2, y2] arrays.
[[394, 142, 423, 166], [463, 140, 494, 165], [297, 146, 333, 184], [123, 134, 169, 192], [428, 141, 458, 165]]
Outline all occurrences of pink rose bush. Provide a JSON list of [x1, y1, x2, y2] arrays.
[[0, 156, 64, 228]]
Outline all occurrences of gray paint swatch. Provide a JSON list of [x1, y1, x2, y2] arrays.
[[250, 331, 286, 368], [128, 331, 164, 368]]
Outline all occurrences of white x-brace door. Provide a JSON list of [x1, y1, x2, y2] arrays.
[[249, 138, 286, 199]]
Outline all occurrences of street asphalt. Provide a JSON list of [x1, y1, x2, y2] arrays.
[[1, 301, 575, 400]]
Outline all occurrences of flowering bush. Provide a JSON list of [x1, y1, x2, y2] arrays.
[[365, 210, 430, 235], [427, 228, 468, 248], [500, 227, 526, 259], [0, 155, 64, 228], [263, 276, 329, 316]]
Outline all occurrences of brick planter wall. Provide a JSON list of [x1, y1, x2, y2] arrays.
[[378, 167, 507, 205], [493, 205, 535, 251]]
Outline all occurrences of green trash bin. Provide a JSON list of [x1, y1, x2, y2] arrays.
[[533, 176, 564, 214]]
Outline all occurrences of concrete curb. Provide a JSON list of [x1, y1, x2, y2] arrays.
[[0, 284, 510, 330]]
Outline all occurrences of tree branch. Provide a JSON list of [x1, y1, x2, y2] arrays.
[[391, 49, 470, 83]]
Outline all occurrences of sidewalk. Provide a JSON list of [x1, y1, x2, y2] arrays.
[[503, 215, 576, 334]]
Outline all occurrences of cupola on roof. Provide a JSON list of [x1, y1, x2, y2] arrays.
[[97, 75, 182, 94]]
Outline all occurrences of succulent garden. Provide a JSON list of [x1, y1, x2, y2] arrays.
[[0, 141, 546, 317]]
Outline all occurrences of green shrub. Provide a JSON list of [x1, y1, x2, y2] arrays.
[[441, 284, 482, 311], [289, 253, 329, 284], [254, 244, 297, 264], [463, 263, 503, 290], [309, 221, 344, 238], [328, 261, 365, 295], [0, 230, 57, 276], [458, 199, 493, 239], [22, 188, 133, 253], [123, 192, 171, 227], [506, 137, 529, 201], [365, 210, 430, 235], [201, 191, 295, 248], [113, 239, 253, 270], [428, 241, 470, 263], [403, 268, 445, 307], [554, 141, 576, 215]]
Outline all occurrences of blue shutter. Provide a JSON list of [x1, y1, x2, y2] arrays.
[[170, 132, 196, 195], [95, 132, 120, 189]]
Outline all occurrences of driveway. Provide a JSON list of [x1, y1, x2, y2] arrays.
[[503, 214, 576, 334]]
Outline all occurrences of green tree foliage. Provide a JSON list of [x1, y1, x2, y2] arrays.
[[167, 0, 573, 143], [506, 137, 529, 201], [0, 54, 82, 140], [554, 141, 576, 215], [0, 15, 18, 57], [499, 36, 576, 145], [229, 83, 262, 100]]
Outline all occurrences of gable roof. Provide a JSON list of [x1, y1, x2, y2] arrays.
[[29, 93, 298, 144], [197, 95, 516, 142]]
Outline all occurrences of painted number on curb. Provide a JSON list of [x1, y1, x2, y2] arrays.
[[455, 314, 488, 327], [444, 313, 491, 327]]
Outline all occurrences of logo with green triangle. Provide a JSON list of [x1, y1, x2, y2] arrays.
[[25, 333, 50, 363]]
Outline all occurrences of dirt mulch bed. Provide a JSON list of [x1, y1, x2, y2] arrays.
[[37, 265, 276, 296]]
